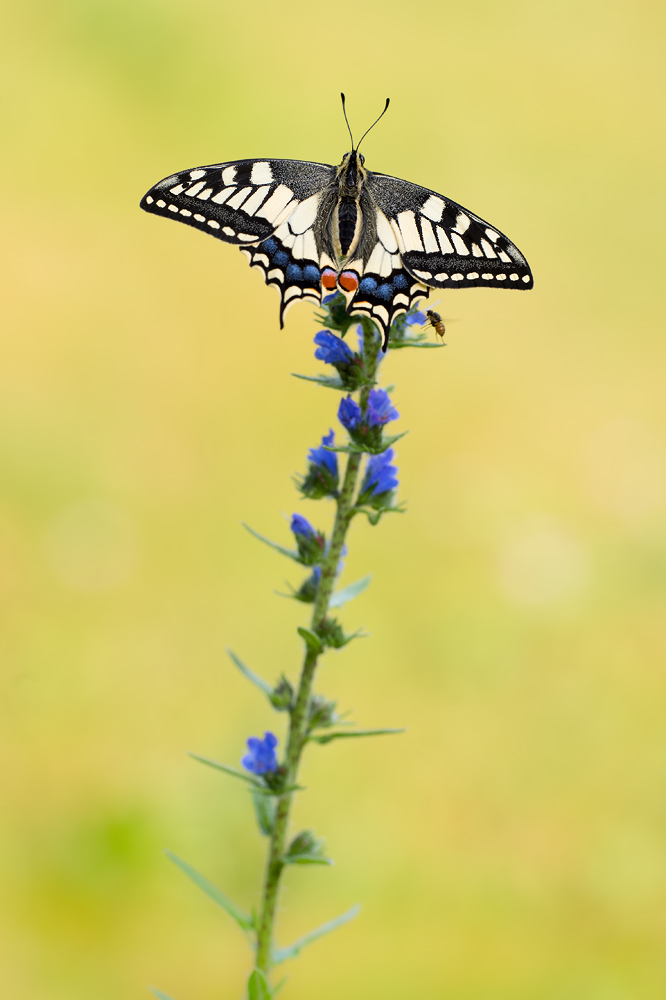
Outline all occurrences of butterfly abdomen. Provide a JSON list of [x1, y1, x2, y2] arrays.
[[337, 198, 359, 255]]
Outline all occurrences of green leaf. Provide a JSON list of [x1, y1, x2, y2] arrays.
[[329, 574, 371, 609], [252, 781, 305, 797], [389, 340, 445, 349], [375, 430, 409, 452], [165, 851, 254, 932], [247, 968, 272, 1000], [291, 373, 346, 390], [242, 523, 302, 563], [272, 904, 361, 965], [353, 503, 407, 526], [252, 790, 276, 837], [188, 754, 265, 790], [227, 648, 273, 697], [321, 444, 361, 454], [309, 727, 405, 745], [324, 430, 408, 456], [150, 989, 178, 1000], [283, 851, 333, 866], [298, 626, 324, 656]]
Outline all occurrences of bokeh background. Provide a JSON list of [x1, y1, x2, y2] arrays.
[[2, 1, 666, 997]]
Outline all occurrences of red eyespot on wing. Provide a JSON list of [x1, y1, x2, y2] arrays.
[[339, 270, 359, 293], [321, 268, 338, 290]]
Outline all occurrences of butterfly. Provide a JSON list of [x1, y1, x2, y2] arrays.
[[140, 96, 533, 348]]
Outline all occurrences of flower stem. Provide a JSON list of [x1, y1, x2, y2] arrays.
[[254, 319, 380, 978]]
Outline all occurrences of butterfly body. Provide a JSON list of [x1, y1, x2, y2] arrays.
[[141, 148, 533, 346]]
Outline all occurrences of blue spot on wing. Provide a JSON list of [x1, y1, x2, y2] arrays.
[[360, 277, 378, 294]]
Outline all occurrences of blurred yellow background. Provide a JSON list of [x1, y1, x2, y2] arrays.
[[2, 1, 666, 997]]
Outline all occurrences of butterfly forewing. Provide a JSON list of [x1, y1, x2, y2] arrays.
[[140, 158, 337, 322], [366, 172, 533, 291]]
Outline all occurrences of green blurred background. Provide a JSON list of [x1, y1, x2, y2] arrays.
[[2, 0, 666, 997]]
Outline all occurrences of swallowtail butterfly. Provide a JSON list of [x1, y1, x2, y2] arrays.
[[140, 96, 533, 348]]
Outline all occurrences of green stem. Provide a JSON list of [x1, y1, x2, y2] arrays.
[[254, 319, 380, 978]]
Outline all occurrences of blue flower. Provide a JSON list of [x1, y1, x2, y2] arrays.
[[291, 513, 316, 539], [366, 388, 399, 427], [358, 449, 399, 506], [299, 430, 339, 499], [242, 732, 278, 775], [338, 395, 362, 431], [314, 330, 354, 366], [405, 310, 426, 326]]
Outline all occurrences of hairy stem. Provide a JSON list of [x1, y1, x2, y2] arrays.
[[254, 319, 380, 976]]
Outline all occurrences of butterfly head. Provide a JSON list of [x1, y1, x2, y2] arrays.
[[338, 150, 367, 195]]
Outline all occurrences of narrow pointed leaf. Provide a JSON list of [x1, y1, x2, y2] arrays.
[[188, 754, 265, 790], [322, 444, 361, 454], [252, 780, 305, 796], [374, 430, 409, 452], [283, 851, 333, 866], [227, 648, 273, 697], [247, 968, 272, 1000], [329, 574, 372, 609], [150, 989, 178, 1000], [272, 904, 361, 965], [389, 340, 445, 349], [291, 373, 346, 389], [242, 523, 302, 563], [309, 727, 405, 745], [298, 626, 323, 655], [324, 430, 408, 456], [165, 851, 254, 932]]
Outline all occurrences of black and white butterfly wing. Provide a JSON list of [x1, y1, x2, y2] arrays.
[[140, 159, 336, 323], [367, 171, 533, 292]]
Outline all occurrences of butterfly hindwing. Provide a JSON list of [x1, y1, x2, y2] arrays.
[[366, 172, 534, 291], [240, 233, 322, 325], [334, 204, 429, 336], [140, 158, 336, 321]]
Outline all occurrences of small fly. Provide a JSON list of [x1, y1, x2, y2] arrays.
[[425, 310, 446, 342]]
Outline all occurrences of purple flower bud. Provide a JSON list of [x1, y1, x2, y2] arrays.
[[338, 395, 362, 431], [291, 513, 315, 539], [242, 732, 278, 775], [307, 430, 338, 479], [314, 330, 354, 366], [366, 388, 399, 428], [359, 449, 399, 500]]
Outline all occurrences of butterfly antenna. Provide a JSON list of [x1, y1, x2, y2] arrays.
[[340, 93, 355, 151], [356, 98, 390, 151]]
